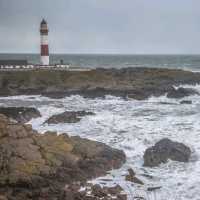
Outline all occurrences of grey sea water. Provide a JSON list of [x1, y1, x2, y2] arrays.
[[0, 54, 200, 71], [0, 87, 200, 199]]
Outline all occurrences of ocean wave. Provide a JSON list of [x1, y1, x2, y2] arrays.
[[0, 92, 200, 199]]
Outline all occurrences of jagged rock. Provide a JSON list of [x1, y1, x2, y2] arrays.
[[62, 183, 127, 200], [106, 185, 123, 195], [143, 138, 191, 167], [45, 111, 94, 124], [0, 114, 126, 200], [0, 107, 41, 123], [125, 168, 144, 185], [167, 87, 198, 99], [147, 186, 162, 191], [87, 184, 126, 200], [92, 184, 108, 197], [180, 100, 192, 104]]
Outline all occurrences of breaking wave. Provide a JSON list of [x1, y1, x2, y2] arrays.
[[0, 84, 200, 199]]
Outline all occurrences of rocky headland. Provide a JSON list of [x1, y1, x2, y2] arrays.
[[0, 68, 200, 99], [0, 114, 126, 200]]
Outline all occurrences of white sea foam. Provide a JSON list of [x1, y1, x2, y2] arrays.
[[0, 85, 200, 199]]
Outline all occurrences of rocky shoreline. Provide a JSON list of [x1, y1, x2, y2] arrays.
[[0, 107, 193, 200], [0, 114, 126, 200], [0, 68, 200, 99], [0, 67, 198, 199]]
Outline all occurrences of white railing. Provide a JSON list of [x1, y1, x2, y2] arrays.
[[0, 65, 92, 71]]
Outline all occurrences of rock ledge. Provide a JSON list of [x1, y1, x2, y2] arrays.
[[0, 114, 126, 200]]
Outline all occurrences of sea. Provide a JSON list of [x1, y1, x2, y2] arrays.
[[0, 54, 200, 199], [1, 54, 200, 71]]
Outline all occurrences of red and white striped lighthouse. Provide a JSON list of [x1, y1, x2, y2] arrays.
[[40, 19, 49, 65]]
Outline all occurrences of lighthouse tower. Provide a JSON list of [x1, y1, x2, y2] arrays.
[[40, 19, 49, 65]]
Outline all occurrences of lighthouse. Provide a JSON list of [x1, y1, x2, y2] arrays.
[[40, 19, 49, 65]]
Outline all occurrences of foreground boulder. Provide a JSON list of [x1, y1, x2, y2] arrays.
[[167, 87, 198, 99], [45, 110, 94, 124], [0, 107, 41, 123], [0, 114, 125, 200], [143, 138, 191, 167]]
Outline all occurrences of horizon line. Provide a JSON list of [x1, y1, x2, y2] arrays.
[[0, 53, 200, 56]]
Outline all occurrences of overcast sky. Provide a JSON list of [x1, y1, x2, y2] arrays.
[[0, 0, 200, 54]]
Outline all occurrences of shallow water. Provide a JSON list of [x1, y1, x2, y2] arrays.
[[0, 85, 200, 199]]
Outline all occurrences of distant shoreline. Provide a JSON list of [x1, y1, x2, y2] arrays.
[[1, 54, 200, 72], [0, 67, 200, 99]]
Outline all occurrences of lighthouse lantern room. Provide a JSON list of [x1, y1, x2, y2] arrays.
[[40, 19, 49, 66]]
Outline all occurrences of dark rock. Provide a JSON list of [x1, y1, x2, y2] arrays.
[[62, 183, 127, 200], [133, 197, 145, 200], [125, 168, 144, 185], [0, 107, 41, 123], [147, 186, 162, 192], [180, 100, 192, 104], [106, 184, 123, 195], [167, 87, 198, 99], [141, 173, 153, 179], [117, 194, 127, 200], [0, 114, 126, 200], [127, 91, 148, 100], [45, 111, 94, 124], [143, 138, 191, 167], [127, 168, 136, 177], [92, 184, 107, 197]]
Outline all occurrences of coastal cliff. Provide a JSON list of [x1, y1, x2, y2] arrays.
[[0, 68, 200, 99]]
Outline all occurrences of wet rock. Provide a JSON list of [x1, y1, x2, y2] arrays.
[[180, 100, 192, 104], [0, 114, 126, 200], [91, 184, 126, 200], [45, 110, 94, 124], [92, 184, 107, 197], [125, 168, 144, 185], [147, 186, 162, 192], [62, 183, 127, 200], [117, 194, 127, 200], [127, 91, 148, 100], [133, 197, 145, 200], [143, 138, 191, 167], [0, 107, 41, 123], [106, 184, 123, 195], [167, 87, 198, 99]]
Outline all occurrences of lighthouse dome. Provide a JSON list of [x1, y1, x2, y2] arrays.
[[41, 19, 47, 25]]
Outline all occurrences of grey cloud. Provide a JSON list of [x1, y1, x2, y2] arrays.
[[0, 0, 200, 54]]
